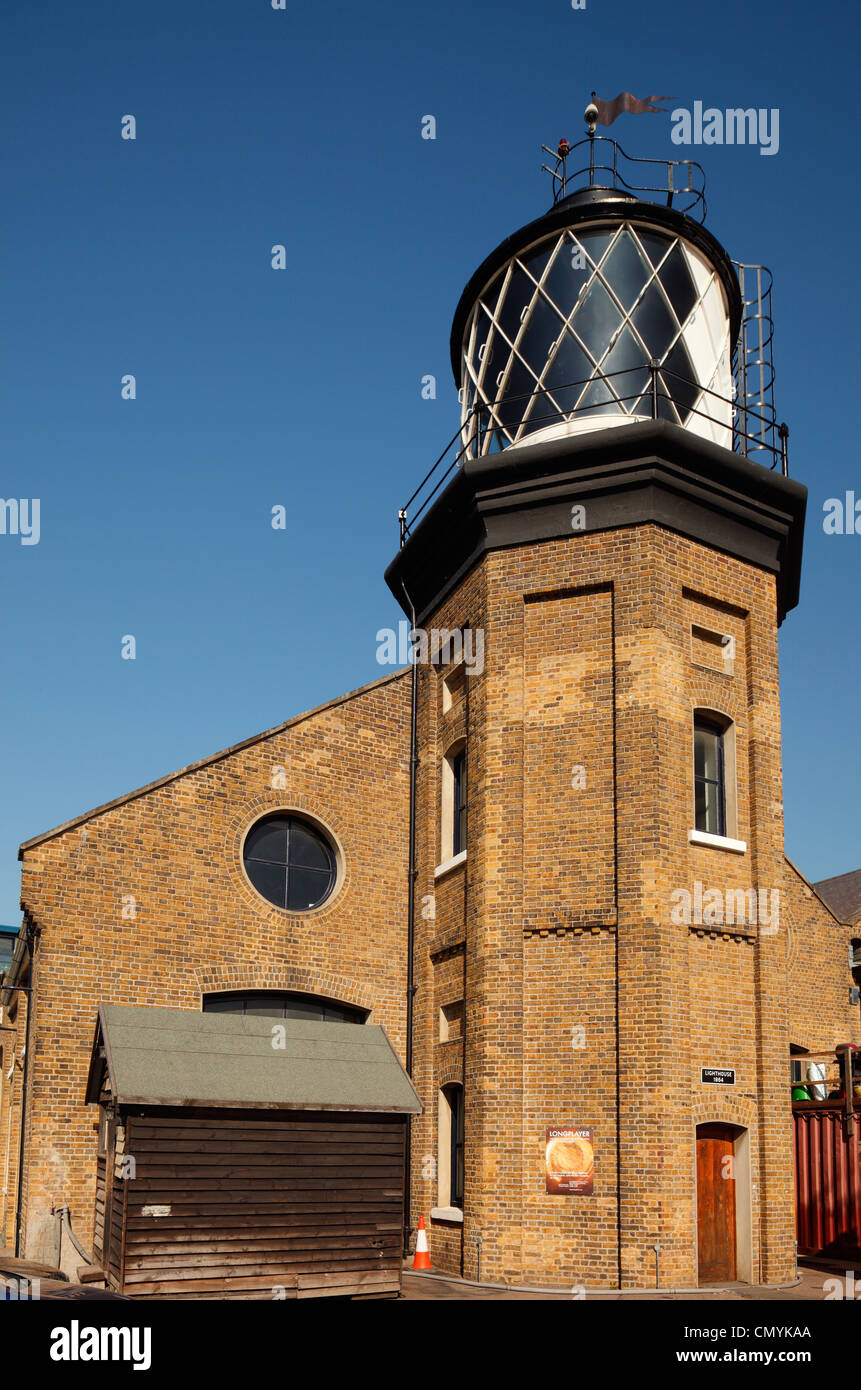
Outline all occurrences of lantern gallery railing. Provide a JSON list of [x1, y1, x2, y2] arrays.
[[398, 363, 789, 544], [541, 137, 707, 222]]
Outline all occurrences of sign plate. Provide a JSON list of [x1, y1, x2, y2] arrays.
[[701, 1067, 735, 1085]]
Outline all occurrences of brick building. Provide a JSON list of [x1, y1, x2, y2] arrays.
[[2, 136, 859, 1291]]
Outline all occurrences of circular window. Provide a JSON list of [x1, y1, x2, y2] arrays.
[[243, 814, 337, 912]]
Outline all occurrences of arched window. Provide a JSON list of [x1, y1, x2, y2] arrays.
[[202, 991, 366, 1024], [691, 708, 743, 847], [694, 713, 727, 837]]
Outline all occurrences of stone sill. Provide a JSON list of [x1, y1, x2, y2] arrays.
[[430, 1207, 463, 1224], [688, 829, 747, 854], [434, 850, 467, 880]]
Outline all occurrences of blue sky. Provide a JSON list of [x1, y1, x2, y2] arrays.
[[0, 0, 858, 923]]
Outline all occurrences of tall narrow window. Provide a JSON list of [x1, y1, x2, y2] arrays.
[[452, 749, 467, 856], [694, 715, 726, 836], [850, 940, 861, 1006], [440, 740, 468, 867], [443, 1083, 465, 1208]]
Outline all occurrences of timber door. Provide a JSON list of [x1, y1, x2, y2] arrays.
[[696, 1123, 737, 1282]]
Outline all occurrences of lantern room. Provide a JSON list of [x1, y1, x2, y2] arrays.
[[451, 136, 769, 460]]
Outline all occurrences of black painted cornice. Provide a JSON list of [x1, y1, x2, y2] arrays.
[[385, 421, 806, 626]]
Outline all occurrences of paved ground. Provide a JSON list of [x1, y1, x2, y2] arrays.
[[401, 1260, 857, 1300]]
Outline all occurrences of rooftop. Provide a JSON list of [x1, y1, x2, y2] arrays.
[[85, 1004, 422, 1114], [813, 869, 861, 926]]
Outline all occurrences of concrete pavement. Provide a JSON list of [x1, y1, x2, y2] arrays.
[[401, 1260, 859, 1300]]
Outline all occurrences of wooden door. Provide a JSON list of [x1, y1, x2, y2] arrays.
[[696, 1123, 737, 1282]]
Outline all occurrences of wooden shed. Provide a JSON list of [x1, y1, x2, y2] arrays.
[[84, 1004, 420, 1300]]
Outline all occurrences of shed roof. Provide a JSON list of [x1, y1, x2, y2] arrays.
[[85, 1005, 421, 1114]]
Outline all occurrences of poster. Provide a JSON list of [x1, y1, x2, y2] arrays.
[[545, 1126, 594, 1195]]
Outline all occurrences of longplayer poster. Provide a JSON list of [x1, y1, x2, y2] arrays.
[[545, 1126, 594, 1195]]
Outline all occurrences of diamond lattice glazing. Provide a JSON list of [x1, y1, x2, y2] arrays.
[[460, 223, 733, 454]]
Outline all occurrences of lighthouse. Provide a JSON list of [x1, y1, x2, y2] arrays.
[[386, 115, 807, 1288]]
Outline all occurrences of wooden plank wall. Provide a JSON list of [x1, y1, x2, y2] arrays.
[[107, 1121, 127, 1288], [118, 1110, 407, 1299], [92, 1153, 106, 1262], [92, 1075, 111, 1263]]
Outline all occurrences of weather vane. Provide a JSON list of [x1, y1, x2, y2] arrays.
[[555, 90, 672, 159]]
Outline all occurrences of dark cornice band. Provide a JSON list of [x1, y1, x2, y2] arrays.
[[385, 421, 806, 627]]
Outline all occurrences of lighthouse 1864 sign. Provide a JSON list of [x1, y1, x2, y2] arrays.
[[545, 1126, 594, 1195], [701, 1067, 736, 1085]]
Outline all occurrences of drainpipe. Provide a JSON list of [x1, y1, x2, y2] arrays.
[[610, 593, 623, 1290], [7, 922, 35, 1257], [461, 625, 471, 1280], [400, 574, 419, 1259], [1, 1056, 15, 1248]]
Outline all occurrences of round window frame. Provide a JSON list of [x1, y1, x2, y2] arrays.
[[239, 810, 344, 917]]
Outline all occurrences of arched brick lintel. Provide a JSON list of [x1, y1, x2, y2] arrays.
[[438, 1053, 464, 1087], [195, 962, 377, 1014], [692, 1094, 757, 1131]]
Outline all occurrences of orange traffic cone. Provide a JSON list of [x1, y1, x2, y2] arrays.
[[412, 1215, 432, 1270]]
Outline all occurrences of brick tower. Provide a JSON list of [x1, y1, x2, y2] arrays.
[[386, 126, 806, 1289]]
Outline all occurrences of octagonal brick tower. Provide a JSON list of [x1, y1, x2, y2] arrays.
[[386, 137, 806, 1290]]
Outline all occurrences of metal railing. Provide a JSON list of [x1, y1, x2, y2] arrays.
[[398, 362, 788, 544], [541, 136, 707, 222], [790, 1048, 861, 1138]]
